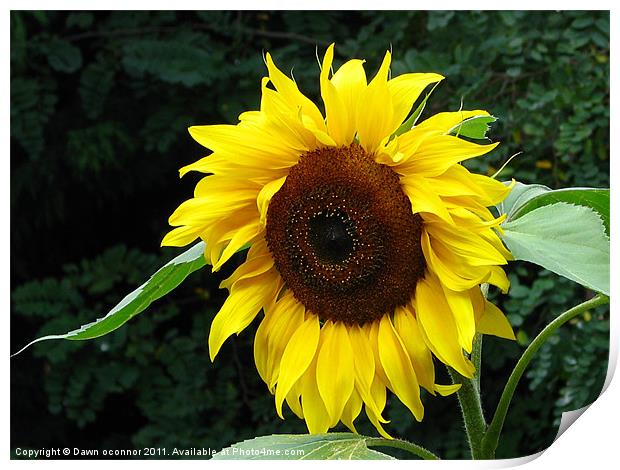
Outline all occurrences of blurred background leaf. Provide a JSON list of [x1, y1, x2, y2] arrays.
[[11, 10, 609, 459]]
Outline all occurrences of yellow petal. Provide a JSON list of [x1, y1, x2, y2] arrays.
[[320, 44, 349, 146], [369, 50, 392, 87], [402, 135, 499, 178], [441, 285, 476, 354], [193, 175, 261, 198], [161, 225, 202, 247], [388, 73, 444, 129], [266, 300, 305, 389], [219, 238, 273, 290], [257, 176, 287, 227], [301, 113, 337, 147], [208, 268, 280, 361], [316, 321, 355, 423], [426, 222, 508, 267], [400, 175, 454, 224], [465, 172, 513, 206], [203, 207, 257, 266], [212, 219, 263, 272], [393, 305, 436, 393], [365, 377, 392, 439], [356, 51, 394, 153], [253, 316, 271, 387], [478, 300, 516, 340], [331, 57, 367, 144], [441, 206, 506, 233], [348, 325, 387, 422], [424, 164, 511, 206], [300, 358, 331, 433], [422, 234, 478, 291], [421, 230, 491, 291], [275, 314, 320, 418], [469, 286, 486, 324], [435, 383, 462, 396], [188, 124, 299, 168], [478, 228, 513, 261], [265, 52, 326, 131], [392, 109, 491, 167], [219, 252, 274, 290], [341, 389, 363, 434], [487, 266, 510, 293], [415, 273, 475, 377], [366, 321, 388, 385], [179, 154, 288, 181], [286, 381, 304, 419], [254, 291, 305, 388], [258, 78, 319, 152], [414, 311, 450, 367], [378, 315, 424, 421], [168, 195, 256, 228]]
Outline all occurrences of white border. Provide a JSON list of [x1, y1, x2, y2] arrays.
[[5, 3, 616, 468]]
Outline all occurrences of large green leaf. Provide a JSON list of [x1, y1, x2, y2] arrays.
[[511, 187, 609, 234], [12, 242, 207, 356], [212, 434, 395, 460], [501, 203, 609, 295], [498, 182, 610, 234]]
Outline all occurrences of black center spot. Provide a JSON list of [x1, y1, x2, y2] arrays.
[[308, 211, 355, 264]]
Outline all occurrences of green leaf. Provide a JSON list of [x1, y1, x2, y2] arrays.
[[512, 188, 609, 234], [10, 77, 57, 159], [497, 182, 550, 221], [212, 434, 395, 460], [449, 115, 497, 140], [122, 36, 223, 87], [46, 38, 83, 73], [79, 54, 117, 120], [501, 203, 609, 295], [498, 182, 610, 234], [12, 242, 207, 356], [66, 122, 133, 174]]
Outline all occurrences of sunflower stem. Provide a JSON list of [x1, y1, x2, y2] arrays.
[[480, 293, 610, 459], [448, 365, 487, 459], [365, 437, 440, 460], [472, 334, 483, 394]]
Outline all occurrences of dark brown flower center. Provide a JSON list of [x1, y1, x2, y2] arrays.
[[265, 143, 425, 325]]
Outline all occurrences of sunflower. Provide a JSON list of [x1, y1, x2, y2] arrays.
[[162, 44, 516, 437]]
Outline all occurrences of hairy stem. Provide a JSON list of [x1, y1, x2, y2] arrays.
[[472, 334, 483, 394], [448, 364, 487, 459]]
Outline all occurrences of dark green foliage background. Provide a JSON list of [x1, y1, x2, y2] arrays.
[[11, 11, 609, 459]]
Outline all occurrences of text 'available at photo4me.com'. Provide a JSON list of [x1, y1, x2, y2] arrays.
[[13, 446, 306, 459]]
